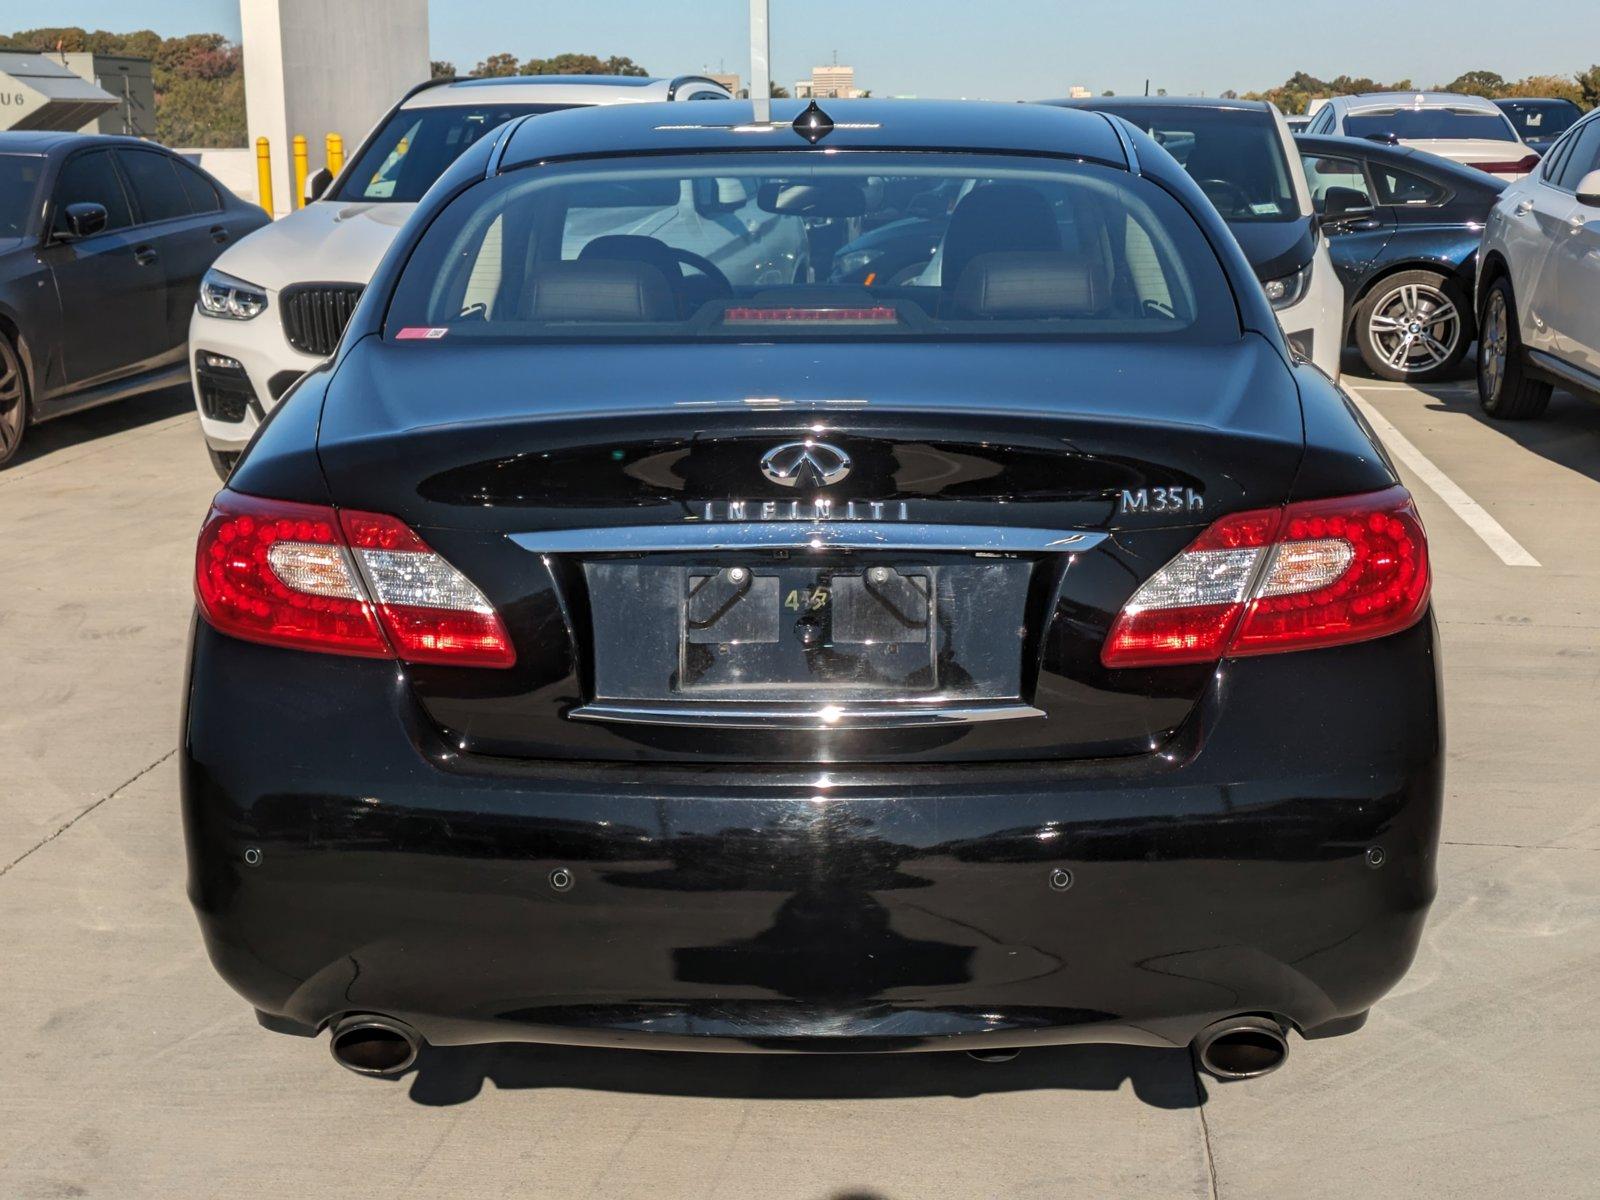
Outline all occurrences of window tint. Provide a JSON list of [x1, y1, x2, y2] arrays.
[[335, 103, 577, 203], [1373, 165, 1447, 206], [1554, 118, 1600, 191], [1301, 153, 1370, 209], [1344, 107, 1517, 143], [1093, 105, 1298, 220], [1498, 100, 1581, 141], [51, 150, 133, 234], [0, 154, 46, 237], [174, 159, 222, 213], [1541, 132, 1575, 182], [119, 150, 190, 223], [389, 154, 1238, 346]]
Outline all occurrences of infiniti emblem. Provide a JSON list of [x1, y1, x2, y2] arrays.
[[760, 441, 852, 488]]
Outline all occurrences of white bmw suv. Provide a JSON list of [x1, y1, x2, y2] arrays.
[[190, 73, 731, 477], [1476, 107, 1600, 418]]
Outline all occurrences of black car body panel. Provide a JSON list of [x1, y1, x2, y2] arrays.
[[191, 100, 1442, 1057], [0, 131, 268, 429], [1295, 134, 1504, 337], [1494, 98, 1583, 154]]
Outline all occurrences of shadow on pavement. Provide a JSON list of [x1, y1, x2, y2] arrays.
[[396, 1040, 1204, 1110], [1419, 386, 1600, 487], [9, 384, 194, 468]]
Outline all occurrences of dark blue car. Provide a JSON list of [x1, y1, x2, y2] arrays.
[[182, 100, 1441, 1082], [1297, 133, 1505, 380]]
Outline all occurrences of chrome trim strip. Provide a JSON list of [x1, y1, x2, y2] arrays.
[[1099, 112, 1140, 174], [571, 702, 1047, 730], [510, 524, 1107, 554]]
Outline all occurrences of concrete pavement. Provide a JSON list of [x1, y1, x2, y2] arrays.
[[1, 374, 1596, 1198]]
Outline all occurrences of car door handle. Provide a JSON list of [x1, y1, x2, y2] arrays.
[[209, 225, 230, 244], [1514, 200, 1535, 216], [1569, 213, 1588, 230], [134, 245, 159, 266]]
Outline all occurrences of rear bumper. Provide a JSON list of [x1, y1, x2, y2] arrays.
[[181, 617, 1444, 1053]]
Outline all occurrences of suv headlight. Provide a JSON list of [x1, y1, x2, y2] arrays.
[[1263, 262, 1313, 311], [198, 269, 269, 320]]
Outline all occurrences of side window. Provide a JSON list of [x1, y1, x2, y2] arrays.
[[1554, 119, 1600, 191], [51, 150, 134, 235], [174, 159, 223, 214], [118, 150, 190, 224], [1301, 153, 1371, 210], [1541, 132, 1574, 183], [1372, 166, 1447, 206]]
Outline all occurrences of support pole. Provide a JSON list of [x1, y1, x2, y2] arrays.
[[325, 132, 345, 176], [292, 134, 309, 210], [255, 137, 275, 216], [749, 0, 770, 125]]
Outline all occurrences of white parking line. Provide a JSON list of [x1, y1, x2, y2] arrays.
[[1347, 389, 1541, 568]]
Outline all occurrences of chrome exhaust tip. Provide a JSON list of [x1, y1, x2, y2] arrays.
[[327, 1014, 422, 1077], [1192, 1016, 1289, 1080]]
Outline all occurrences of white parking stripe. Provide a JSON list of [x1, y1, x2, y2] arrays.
[[1348, 390, 1541, 567]]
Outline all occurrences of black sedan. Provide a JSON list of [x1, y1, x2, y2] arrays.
[[1494, 97, 1584, 155], [183, 100, 1442, 1082], [0, 132, 267, 466], [1297, 133, 1505, 381]]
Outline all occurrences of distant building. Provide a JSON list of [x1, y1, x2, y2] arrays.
[[62, 53, 156, 138], [0, 49, 119, 132], [795, 63, 862, 100], [706, 72, 741, 97], [1067, 85, 1091, 100]]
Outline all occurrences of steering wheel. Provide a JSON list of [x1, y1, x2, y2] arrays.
[[1195, 178, 1253, 216], [669, 248, 733, 295]]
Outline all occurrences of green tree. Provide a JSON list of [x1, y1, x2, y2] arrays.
[[519, 53, 649, 76], [770, 82, 790, 98], [1439, 69, 1507, 96], [471, 52, 521, 77], [1577, 64, 1600, 109], [430, 60, 456, 80]]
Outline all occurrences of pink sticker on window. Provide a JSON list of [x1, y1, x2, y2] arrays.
[[395, 327, 449, 340]]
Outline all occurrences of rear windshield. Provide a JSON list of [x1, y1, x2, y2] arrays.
[[1497, 100, 1581, 141], [386, 153, 1237, 345], [0, 154, 45, 237], [1089, 105, 1298, 221], [334, 103, 577, 203], [1344, 107, 1517, 143]]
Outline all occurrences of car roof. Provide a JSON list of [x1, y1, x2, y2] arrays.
[[1293, 132, 1506, 189], [1494, 97, 1580, 109], [1335, 92, 1502, 113], [497, 98, 1130, 170], [1046, 95, 1273, 114], [402, 74, 729, 110], [0, 130, 170, 155]]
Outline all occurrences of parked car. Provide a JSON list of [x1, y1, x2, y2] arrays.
[[1046, 96, 1344, 379], [1284, 114, 1311, 133], [1302, 93, 1539, 179], [1296, 133, 1505, 380], [1476, 106, 1600, 416], [189, 73, 733, 479], [184, 99, 1441, 1082], [0, 132, 267, 467], [1494, 98, 1584, 155]]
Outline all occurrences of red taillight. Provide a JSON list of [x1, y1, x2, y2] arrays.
[[196, 492, 515, 668], [1102, 486, 1430, 669], [1468, 154, 1540, 175]]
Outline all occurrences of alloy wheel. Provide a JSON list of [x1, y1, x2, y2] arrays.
[[1367, 281, 1462, 375], [1479, 291, 1508, 401], [0, 339, 25, 464]]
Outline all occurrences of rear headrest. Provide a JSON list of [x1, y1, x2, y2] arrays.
[[941, 183, 1060, 294], [950, 251, 1104, 319], [523, 260, 675, 322]]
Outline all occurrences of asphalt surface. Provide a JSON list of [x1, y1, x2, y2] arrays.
[[2, 364, 1597, 1199]]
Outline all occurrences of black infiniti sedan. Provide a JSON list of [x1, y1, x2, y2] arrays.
[[1297, 133, 1505, 381], [0, 132, 268, 466], [183, 100, 1442, 1082]]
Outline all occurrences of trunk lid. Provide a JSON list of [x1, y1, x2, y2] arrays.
[[316, 335, 1304, 763]]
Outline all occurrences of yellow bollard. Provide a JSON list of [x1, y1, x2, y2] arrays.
[[292, 134, 308, 210], [325, 132, 344, 176], [255, 136, 274, 216]]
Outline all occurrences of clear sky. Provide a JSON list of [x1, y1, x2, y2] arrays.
[[15, 0, 1598, 100]]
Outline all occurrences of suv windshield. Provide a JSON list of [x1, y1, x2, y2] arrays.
[[0, 154, 45, 237], [1086, 105, 1298, 221], [1497, 100, 1581, 141], [1345, 107, 1516, 142], [334, 103, 577, 203], [386, 153, 1236, 345]]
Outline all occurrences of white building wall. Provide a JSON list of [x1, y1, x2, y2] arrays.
[[242, 0, 429, 216]]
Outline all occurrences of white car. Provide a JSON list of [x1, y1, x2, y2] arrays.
[[1048, 97, 1344, 380], [1476, 107, 1600, 417], [190, 74, 732, 477], [1303, 93, 1538, 180]]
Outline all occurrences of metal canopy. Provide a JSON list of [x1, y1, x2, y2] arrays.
[[0, 51, 119, 132]]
